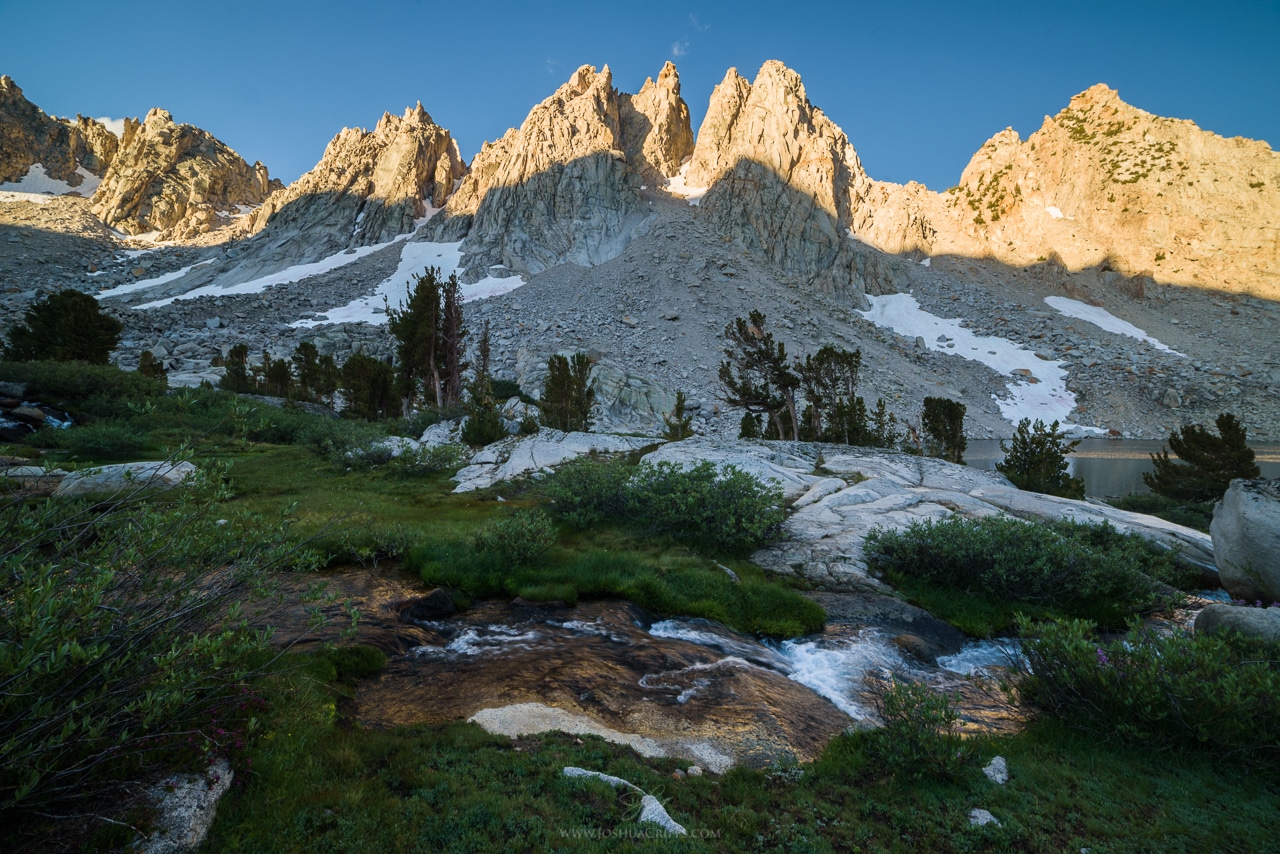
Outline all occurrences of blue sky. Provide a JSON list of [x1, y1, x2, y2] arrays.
[[3, 0, 1276, 189]]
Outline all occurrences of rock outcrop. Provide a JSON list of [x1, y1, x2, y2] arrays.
[[619, 61, 695, 181], [247, 103, 466, 249], [1195, 603, 1280, 643], [852, 84, 1280, 299], [90, 108, 279, 239], [429, 64, 693, 282], [0, 75, 117, 189], [686, 62, 905, 305], [1211, 478, 1280, 603]]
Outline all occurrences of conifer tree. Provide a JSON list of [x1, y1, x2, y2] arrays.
[[2, 289, 122, 364], [540, 352, 595, 432], [997, 418, 1084, 499], [921, 397, 967, 463], [461, 321, 506, 446], [662, 390, 695, 440], [340, 354, 395, 420], [138, 350, 167, 380], [220, 343, 252, 393], [292, 341, 322, 400], [718, 310, 800, 440], [386, 267, 467, 411], [1144, 413, 1259, 503]]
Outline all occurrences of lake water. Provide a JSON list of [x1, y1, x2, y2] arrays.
[[965, 439, 1280, 499]]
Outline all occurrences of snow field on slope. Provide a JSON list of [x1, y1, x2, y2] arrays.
[[0, 163, 100, 203], [291, 240, 525, 328], [1044, 296, 1185, 356], [858, 293, 1101, 432]]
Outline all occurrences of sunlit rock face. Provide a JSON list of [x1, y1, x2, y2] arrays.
[[427, 63, 694, 283], [686, 61, 903, 304], [0, 74, 117, 188], [90, 108, 279, 239], [248, 103, 467, 248]]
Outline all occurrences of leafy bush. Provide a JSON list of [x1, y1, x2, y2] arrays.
[[1, 290, 122, 364], [0, 463, 321, 816], [320, 645, 387, 682], [471, 509, 557, 566], [60, 420, 149, 459], [541, 455, 633, 527], [864, 679, 969, 780], [386, 443, 467, 478], [626, 461, 786, 556], [997, 418, 1084, 498], [1015, 616, 1280, 763], [544, 457, 787, 557], [388, 405, 465, 440], [865, 516, 1183, 633], [1109, 492, 1214, 533], [296, 418, 388, 466], [0, 360, 165, 420]]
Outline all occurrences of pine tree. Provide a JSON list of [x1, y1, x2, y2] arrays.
[[718, 310, 800, 440], [997, 418, 1084, 499], [662, 390, 695, 440], [798, 345, 862, 440], [263, 351, 293, 398], [292, 341, 322, 400], [340, 354, 395, 420], [921, 397, 967, 464], [220, 344, 253, 393], [386, 267, 467, 412], [1144, 412, 1259, 503], [461, 321, 507, 446], [739, 412, 763, 440], [540, 352, 595, 432], [2, 289, 122, 364]]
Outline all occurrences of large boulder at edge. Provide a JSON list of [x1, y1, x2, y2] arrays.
[[1211, 478, 1280, 603], [1194, 603, 1280, 643]]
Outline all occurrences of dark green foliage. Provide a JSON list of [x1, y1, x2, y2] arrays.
[[545, 457, 786, 558], [1016, 616, 1280, 763], [718, 310, 799, 440], [290, 341, 333, 402], [2, 290, 122, 364], [864, 679, 969, 780], [385, 443, 467, 478], [738, 411, 762, 439], [868, 398, 902, 448], [489, 378, 524, 402], [296, 417, 388, 466], [997, 418, 1084, 498], [662, 389, 695, 440], [921, 397, 967, 463], [220, 343, 253, 394], [461, 321, 508, 446], [0, 360, 165, 422], [340, 354, 396, 421], [1109, 492, 1214, 533], [1144, 412, 1259, 503], [540, 352, 594, 432], [540, 455, 634, 527], [261, 350, 293, 398], [0, 467, 320, 815], [865, 516, 1183, 633], [386, 267, 467, 410], [797, 345, 862, 442], [60, 420, 148, 460], [137, 349, 167, 380], [471, 509, 557, 566]]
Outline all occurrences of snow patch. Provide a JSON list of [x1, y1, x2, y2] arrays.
[[664, 162, 707, 206], [1045, 206, 1064, 219], [858, 293, 1101, 432], [96, 261, 216, 298], [133, 234, 418, 309], [0, 162, 99, 202], [919, 257, 931, 267], [1044, 296, 1185, 356], [291, 239, 524, 328]]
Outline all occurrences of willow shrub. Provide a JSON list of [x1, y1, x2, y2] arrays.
[[0, 461, 322, 816], [864, 516, 1187, 631], [543, 457, 786, 557], [1015, 616, 1280, 763]]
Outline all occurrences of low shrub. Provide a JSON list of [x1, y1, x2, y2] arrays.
[[864, 516, 1184, 633], [541, 455, 633, 527], [297, 418, 388, 466], [1015, 616, 1280, 763], [1110, 492, 1214, 533], [0, 360, 165, 420], [386, 443, 467, 477], [864, 679, 969, 780], [320, 645, 388, 682], [472, 509, 557, 567], [60, 420, 150, 460], [544, 458, 786, 557]]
